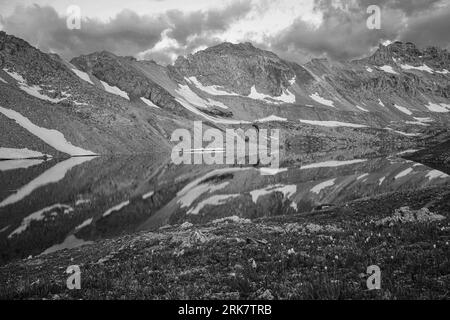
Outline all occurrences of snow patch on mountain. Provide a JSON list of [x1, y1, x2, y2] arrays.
[[289, 76, 296, 85], [102, 200, 130, 218], [301, 159, 366, 169], [255, 115, 287, 122], [175, 85, 249, 124], [176, 84, 229, 109], [100, 80, 129, 100], [357, 173, 369, 181], [425, 102, 450, 113], [426, 170, 449, 181], [435, 69, 449, 75], [3, 69, 67, 103], [71, 68, 94, 85], [384, 128, 420, 137], [0, 106, 96, 156], [187, 77, 239, 96], [0, 76, 7, 83], [379, 65, 398, 74], [394, 104, 413, 115], [356, 105, 369, 112], [400, 64, 434, 73], [140, 97, 160, 109], [309, 93, 335, 107], [248, 86, 295, 104], [366, 67, 373, 73], [378, 99, 386, 107], [395, 168, 413, 180], [299, 119, 367, 128]]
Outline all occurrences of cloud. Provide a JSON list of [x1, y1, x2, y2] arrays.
[[1, 2, 252, 64], [1, 1, 449, 65], [166, 1, 252, 45], [399, 5, 450, 49], [2, 5, 167, 59], [268, 0, 450, 63]]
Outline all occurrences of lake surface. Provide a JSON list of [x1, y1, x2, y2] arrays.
[[1, 151, 449, 264]]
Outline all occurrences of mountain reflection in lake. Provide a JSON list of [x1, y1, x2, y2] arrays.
[[0, 152, 449, 264]]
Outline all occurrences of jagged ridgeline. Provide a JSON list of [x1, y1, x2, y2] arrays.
[[0, 31, 449, 159]]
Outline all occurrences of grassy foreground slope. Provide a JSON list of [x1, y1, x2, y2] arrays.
[[0, 183, 448, 300]]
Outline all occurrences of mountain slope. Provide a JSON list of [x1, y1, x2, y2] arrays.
[[0, 32, 191, 158], [1, 32, 449, 160]]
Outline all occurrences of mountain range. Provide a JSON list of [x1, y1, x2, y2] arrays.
[[0, 31, 449, 160]]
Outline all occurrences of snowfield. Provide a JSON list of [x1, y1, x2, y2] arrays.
[[426, 170, 449, 181], [395, 168, 414, 180], [299, 119, 367, 128], [101, 80, 130, 100], [384, 128, 420, 137], [102, 201, 130, 218], [425, 102, 450, 113], [435, 69, 449, 75], [71, 68, 94, 85], [356, 105, 369, 112], [400, 64, 434, 73], [175, 85, 249, 124], [301, 159, 367, 169], [3, 69, 67, 103], [140, 97, 160, 108], [255, 115, 287, 122], [394, 104, 413, 115], [248, 86, 296, 104], [0, 106, 96, 156], [379, 65, 398, 74], [187, 77, 239, 96], [309, 93, 335, 107]]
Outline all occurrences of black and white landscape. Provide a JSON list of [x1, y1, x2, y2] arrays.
[[0, 0, 449, 300]]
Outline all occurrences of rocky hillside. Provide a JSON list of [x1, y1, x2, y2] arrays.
[[0, 32, 190, 158], [1, 32, 449, 160]]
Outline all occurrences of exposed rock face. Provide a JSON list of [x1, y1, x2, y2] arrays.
[[367, 42, 449, 69], [305, 41, 450, 111], [71, 52, 190, 117], [169, 42, 312, 96], [0, 32, 181, 156]]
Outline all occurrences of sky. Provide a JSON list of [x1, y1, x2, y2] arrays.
[[0, 0, 449, 65]]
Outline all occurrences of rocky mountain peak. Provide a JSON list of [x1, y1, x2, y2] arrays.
[[367, 41, 449, 69], [170, 41, 297, 96]]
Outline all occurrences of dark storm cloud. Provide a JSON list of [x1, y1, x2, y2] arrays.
[[166, 1, 252, 45], [399, 5, 450, 49], [271, 0, 450, 63], [1, 1, 251, 62], [1, 1, 449, 65], [2, 5, 167, 59]]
